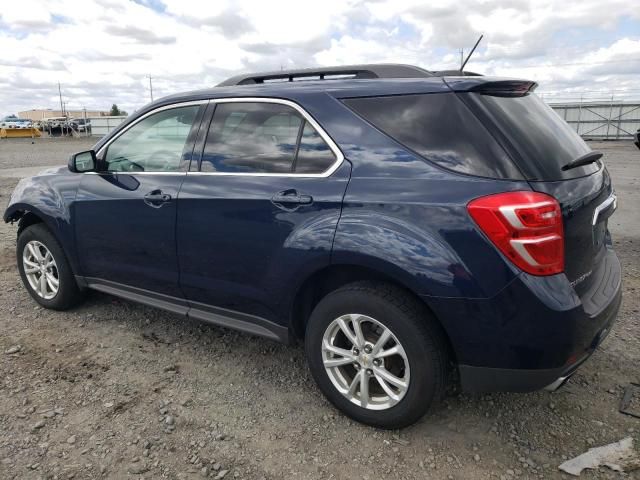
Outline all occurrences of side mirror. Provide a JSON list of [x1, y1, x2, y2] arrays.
[[68, 150, 97, 173]]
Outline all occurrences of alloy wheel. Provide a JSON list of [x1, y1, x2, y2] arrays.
[[321, 314, 410, 410], [23, 240, 59, 300]]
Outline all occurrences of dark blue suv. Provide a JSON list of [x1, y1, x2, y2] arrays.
[[4, 65, 621, 428]]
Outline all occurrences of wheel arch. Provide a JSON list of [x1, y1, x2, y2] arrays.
[[8, 206, 81, 278], [7, 206, 57, 239], [289, 262, 459, 365], [16, 210, 45, 236]]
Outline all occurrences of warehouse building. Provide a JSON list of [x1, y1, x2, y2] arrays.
[[18, 109, 109, 121]]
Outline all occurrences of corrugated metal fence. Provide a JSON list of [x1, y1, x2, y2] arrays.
[[88, 116, 127, 137], [549, 101, 640, 140]]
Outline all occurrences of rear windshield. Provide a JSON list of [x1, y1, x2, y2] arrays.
[[466, 92, 599, 181], [343, 93, 523, 180]]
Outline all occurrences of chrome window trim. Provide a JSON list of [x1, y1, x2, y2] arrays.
[[187, 97, 344, 178], [83, 171, 186, 176], [92, 97, 344, 178], [592, 192, 617, 226], [95, 100, 209, 160]]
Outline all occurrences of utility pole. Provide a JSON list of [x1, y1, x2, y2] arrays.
[[460, 49, 464, 71], [148, 75, 154, 102], [58, 82, 64, 117]]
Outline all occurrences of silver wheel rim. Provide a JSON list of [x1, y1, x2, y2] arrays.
[[23, 240, 59, 300], [322, 314, 410, 410]]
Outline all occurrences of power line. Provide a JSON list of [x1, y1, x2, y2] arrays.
[[485, 57, 640, 69], [540, 88, 640, 93]]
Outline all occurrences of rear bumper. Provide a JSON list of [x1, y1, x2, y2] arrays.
[[426, 247, 622, 393], [457, 296, 618, 392]]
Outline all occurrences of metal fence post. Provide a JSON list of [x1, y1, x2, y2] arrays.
[[605, 93, 614, 139], [616, 103, 624, 140], [576, 94, 583, 136]]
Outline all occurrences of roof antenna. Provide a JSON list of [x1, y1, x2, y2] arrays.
[[460, 34, 483, 75]]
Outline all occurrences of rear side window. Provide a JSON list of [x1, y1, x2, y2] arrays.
[[201, 102, 337, 174], [294, 122, 336, 174], [467, 93, 598, 180], [202, 103, 300, 173], [344, 93, 522, 179]]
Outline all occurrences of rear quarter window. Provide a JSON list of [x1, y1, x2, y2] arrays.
[[343, 92, 523, 180], [464, 92, 599, 181]]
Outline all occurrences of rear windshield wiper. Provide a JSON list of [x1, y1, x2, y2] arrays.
[[561, 151, 603, 171]]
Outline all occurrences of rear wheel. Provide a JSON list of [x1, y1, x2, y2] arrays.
[[305, 281, 448, 429], [17, 224, 84, 310]]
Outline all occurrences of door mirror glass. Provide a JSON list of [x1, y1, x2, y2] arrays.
[[69, 150, 96, 173]]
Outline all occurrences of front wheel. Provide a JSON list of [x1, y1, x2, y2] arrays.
[[17, 224, 84, 310], [305, 281, 448, 429]]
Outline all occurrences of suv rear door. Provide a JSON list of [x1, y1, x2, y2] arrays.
[[176, 99, 350, 329]]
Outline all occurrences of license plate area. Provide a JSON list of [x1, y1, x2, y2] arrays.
[[592, 218, 607, 249]]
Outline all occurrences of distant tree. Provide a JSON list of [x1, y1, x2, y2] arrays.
[[110, 104, 122, 116]]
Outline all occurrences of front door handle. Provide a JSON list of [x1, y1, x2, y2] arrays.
[[271, 189, 313, 208], [144, 189, 171, 208]]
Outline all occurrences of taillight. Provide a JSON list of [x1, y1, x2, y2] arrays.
[[467, 191, 564, 276]]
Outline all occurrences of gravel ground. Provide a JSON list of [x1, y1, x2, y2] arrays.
[[0, 138, 638, 480], [0, 137, 95, 170]]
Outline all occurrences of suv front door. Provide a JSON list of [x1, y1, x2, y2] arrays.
[[177, 99, 350, 331], [74, 102, 205, 300]]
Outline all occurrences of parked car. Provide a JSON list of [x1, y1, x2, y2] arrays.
[[71, 118, 91, 133], [1, 116, 32, 129], [3, 64, 621, 428], [41, 117, 73, 136], [634, 128, 639, 150]]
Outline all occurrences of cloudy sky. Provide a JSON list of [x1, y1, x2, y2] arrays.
[[1, 0, 639, 116]]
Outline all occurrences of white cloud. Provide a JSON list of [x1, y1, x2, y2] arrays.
[[0, 0, 639, 115], [1, 0, 52, 29]]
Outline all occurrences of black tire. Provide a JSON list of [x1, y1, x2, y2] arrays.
[[17, 223, 84, 310], [305, 281, 448, 429]]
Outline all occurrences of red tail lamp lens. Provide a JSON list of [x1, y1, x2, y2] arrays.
[[467, 191, 564, 276]]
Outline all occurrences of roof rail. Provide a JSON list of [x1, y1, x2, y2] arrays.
[[216, 64, 435, 87]]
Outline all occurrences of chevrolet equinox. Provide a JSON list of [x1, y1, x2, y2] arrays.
[[4, 64, 621, 428]]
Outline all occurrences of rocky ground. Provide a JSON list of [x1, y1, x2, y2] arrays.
[[0, 138, 638, 479]]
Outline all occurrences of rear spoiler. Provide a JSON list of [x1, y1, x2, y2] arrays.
[[444, 78, 538, 97]]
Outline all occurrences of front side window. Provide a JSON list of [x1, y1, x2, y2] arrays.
[[104, 105, 199, 172], [201, 102, 337, 174]]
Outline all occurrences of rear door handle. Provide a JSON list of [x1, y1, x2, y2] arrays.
[[144, 189, 172, 208], [271, 189, 313, 207]]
